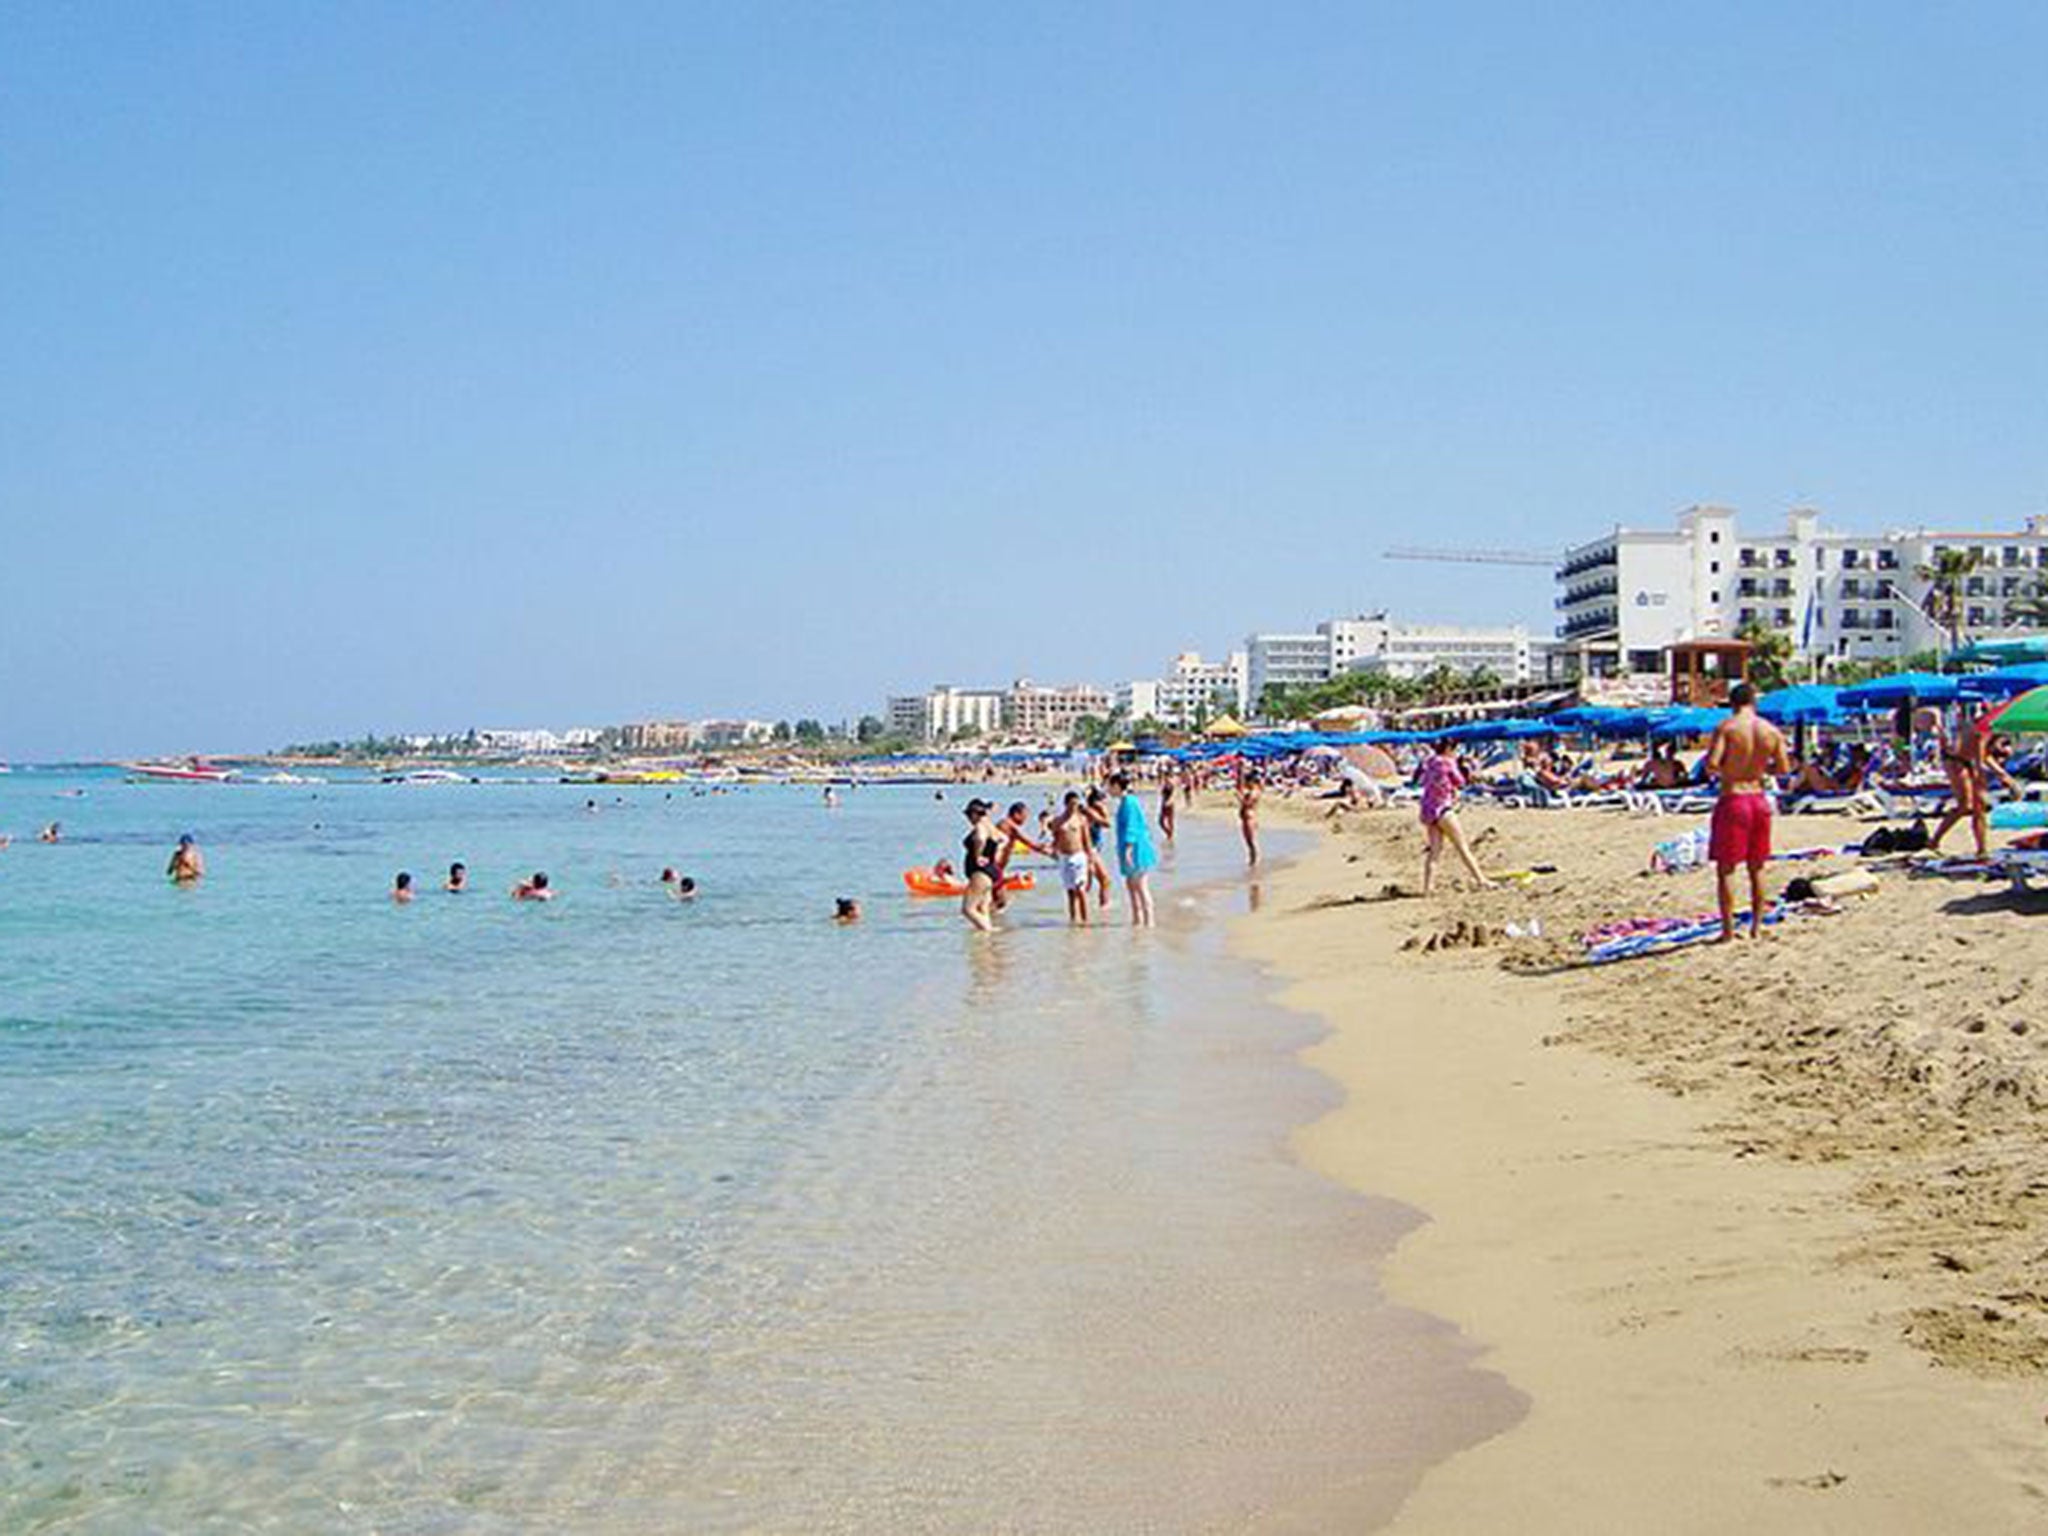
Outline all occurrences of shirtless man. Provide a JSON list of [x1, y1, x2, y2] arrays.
[[993, 801, 1052, 914], [1236, 772, 1262, 866], [1050, 792, 1096, 925], [167, 833, 204, 885], [1705, 683, 1791, 941]]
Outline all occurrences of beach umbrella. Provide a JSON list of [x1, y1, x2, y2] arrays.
[[1204, 716, 1248, 738], [1756, 684, 1844, 725], [1837, 671, 1962, 710], [1649, 706, 1728, 740], [1988, 686, 2048, 735], [1951, 636, 2048, 666], [1545, 706, 1617, 732], [1959, 662, 2048, 699], [1588, 708, 1657, 739]]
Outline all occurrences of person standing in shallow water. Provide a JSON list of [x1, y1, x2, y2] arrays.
[[1158, 778, 1176, 843], [1236, 772, 1262, 865], [167, 833, 204, 885], [960, 799, 1003, 934], [1111, 773, 1157, 927]]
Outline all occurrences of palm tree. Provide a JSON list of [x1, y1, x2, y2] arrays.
[[1734, 619, 1795, 692], [1913, 547, 1985, 649]]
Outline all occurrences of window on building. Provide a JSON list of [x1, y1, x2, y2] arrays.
[[1709, 559, 1720, 574], [1878, 549, 1899, 569], [1842, 608, 1863, 630], [1968, 607, 1990, 626], [1709, 529, 1721, 544], [1739, 607, 1757, 623], [1774, 609, 1794, 626], [1775, 549, 1795, 568], [1710, 589, 1720, 604], [1842, 548, 1861, 568]]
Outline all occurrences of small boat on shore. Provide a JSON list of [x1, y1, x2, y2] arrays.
[[125, 759, 236, 784]]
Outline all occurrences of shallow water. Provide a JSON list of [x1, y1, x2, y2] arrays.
[[0, 770, 1517, 1531]]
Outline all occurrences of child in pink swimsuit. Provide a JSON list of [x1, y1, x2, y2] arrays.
[[1419, 741, 1493, 894]]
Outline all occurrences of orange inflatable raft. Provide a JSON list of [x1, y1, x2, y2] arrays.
[[902, 869, 1035, 898]]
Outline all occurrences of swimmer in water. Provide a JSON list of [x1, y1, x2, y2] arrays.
[[834, 896, 860, 923], [446, 861, 467, 892], [824, 787, 840, 809], [38, 822, 60, 844], [673, 876, 697, 901], [513, 871, 553, 901], [392, 871, 414, 904], [167, 833, 204, 884]]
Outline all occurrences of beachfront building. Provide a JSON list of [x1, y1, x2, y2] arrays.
[[1245, 632, 1333, 708], [618, 720, 693, 752], [1002, 679, 1113, 739], [1324, 614, 1541, 683], [1555, 505, 2048, 677], [1118, 651, 1249, 729], [885, 686, 1006, 743], [695, 719, 775, 748]]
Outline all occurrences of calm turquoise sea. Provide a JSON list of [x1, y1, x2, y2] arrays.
[[0, 768, 1516, 1532]]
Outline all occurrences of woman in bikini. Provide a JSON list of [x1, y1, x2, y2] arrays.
[[1931, 705, 2017, 858]]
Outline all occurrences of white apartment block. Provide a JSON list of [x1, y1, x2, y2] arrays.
[[885, 686, 1006, 743], [1245, 632, 1333, 708], [1556, 505, 2048, 676], [1118, 650, 1249, 729], [695, 719, 775, 748], [1003, 679, 1113, 738], [1323, 614, 1539, 683]]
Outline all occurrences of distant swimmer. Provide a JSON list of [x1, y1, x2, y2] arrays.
[[834, 897, 861, 924], [446, 861, 467, 892], [673, 876, 698, 900], [824, 787, 840, 809], [513, 872, 553, 901], [392, 871, 415, 904], [584, 799, 599, 814], [1159, 779, 1176, 843], [1050, 791, 1095, 926], [38, 822, 60, 844], [167, 833, 204, 885]]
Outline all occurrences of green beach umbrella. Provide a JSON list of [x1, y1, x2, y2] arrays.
[[1987, 686, 2048, 735]]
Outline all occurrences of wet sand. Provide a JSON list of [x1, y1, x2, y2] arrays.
[[1224, 790, 2048, 1531]]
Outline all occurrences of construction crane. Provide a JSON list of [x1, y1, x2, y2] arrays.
[[1383, 545, 1562, 567]]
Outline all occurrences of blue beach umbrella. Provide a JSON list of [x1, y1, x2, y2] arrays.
[[1951, 636, 2048, 666], [1838, 671, 1962, 710], [1959, 662, 2048, 700], [1757, 684, 1844, 725], [1649, 706, 1729, 740]]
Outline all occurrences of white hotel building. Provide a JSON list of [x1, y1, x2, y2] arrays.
[[1245, 615, 1544, 709], [1556, 505, 2048, 677], [1118, 650, 1250, 729]]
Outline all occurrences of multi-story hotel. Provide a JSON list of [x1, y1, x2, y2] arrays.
[[1245, 615, 1543, 709], [1555, 505, 2048, 676], [1002, 680, 1114, 739], [1117, 651, 1250, 729], [884, 686, 1007, 743]]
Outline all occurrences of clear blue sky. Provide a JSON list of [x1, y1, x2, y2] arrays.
[[5, 3, 2047, 757]]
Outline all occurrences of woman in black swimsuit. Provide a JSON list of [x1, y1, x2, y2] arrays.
[[961, 799, 1002, 932]]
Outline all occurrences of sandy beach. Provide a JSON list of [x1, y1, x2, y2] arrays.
[[1224, 789, 2048, 1531]]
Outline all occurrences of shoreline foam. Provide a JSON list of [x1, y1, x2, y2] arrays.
[[1223, 793, 2046, 1531]]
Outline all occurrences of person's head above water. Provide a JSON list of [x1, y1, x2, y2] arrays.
[[677, 877, 696, 895], [834, 896, 860, 922], [1729, 681, 1757, 711], [530, 872, 548, 890], [178, 833, 195, 847], [660, 867, 677, 884], [394, 871, 412, 890]]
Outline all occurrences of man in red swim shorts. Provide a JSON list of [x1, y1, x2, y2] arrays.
[[1706, 681, 1791, 941]]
